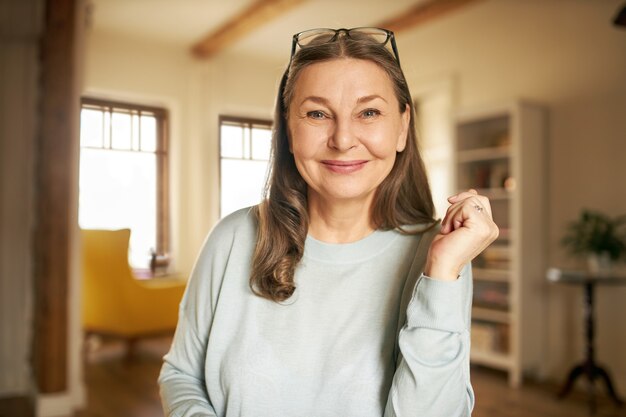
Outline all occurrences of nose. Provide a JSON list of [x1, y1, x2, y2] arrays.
[[328, 117, 358, 151]]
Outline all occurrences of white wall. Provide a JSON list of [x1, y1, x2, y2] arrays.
[[398, 0, 626, 390]]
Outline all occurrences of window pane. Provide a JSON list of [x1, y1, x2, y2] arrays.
[[220, 159, 269, 217], [80, 109, 103, 147], [220, 125, 244, 158], [251, 127, 271, 160], [140, 115, 157, 152], [242, 127, 251, 159], [79, 148, 156, 268], [111, 111, 132, 150], [131, 114, 140, 151]]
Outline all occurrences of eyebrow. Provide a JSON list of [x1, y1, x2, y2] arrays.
[[357, 94, 387, 104], [299, 94, 388, 107], [299, 96, 329, 106]]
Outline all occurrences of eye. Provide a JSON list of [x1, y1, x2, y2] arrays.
[[361, 108, 381, 118], [307, 110, 328, 120]]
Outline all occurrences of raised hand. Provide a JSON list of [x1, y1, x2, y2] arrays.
[[424, 189, 499, 281]]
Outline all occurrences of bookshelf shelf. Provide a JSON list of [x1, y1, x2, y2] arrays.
[[456, 101, 547, 387], [473, 306, 511, 323], [471, 349, 513, 370], [457, 146, 511, 163], [473, 267, 511, 282]]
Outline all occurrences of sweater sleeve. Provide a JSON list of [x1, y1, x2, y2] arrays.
[[157, 247, 219, 417], [158, 310, 218, 417], [158, 210, 245, 417], [384, 263, 474, 417]]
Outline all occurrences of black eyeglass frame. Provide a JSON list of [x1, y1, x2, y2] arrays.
[[290, 27, 401, 67]]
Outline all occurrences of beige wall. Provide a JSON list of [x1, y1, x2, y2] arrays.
[[84, 0, 626, 392]]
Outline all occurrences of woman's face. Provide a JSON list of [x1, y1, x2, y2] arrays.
[[287, 58, 409, 208]]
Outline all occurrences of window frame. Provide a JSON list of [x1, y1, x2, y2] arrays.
[[79, 97, 171, 264], [218, 115, 273, 217]]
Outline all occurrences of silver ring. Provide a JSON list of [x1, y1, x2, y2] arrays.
[[473, 204, 484, 212]]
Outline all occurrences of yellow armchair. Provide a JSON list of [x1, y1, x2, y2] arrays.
[[81, 229, 186, 351]]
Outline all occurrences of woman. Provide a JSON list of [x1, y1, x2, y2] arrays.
[[159, 27, 498, 417]]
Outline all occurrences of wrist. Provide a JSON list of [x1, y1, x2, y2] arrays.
[[424, 259, 461, 281]]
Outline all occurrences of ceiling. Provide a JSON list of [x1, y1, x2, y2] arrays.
[[90, 0, 429, 61]]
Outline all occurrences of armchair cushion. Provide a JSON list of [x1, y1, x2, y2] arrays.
[[81, 228, 186, 337]]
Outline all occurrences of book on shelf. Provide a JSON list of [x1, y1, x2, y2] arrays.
[[473, 280, 509, 310], [464, 162, 511, 190], [471, 322, 495, 352], [475, 244, 511, 270], [471, 321, 510, 354]]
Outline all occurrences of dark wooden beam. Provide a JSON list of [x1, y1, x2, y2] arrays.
[[33, 0, 80, 392], [191, 0, 306, 59], [378, 0, 485, 33]]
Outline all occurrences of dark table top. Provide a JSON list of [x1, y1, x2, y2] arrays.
[[547, 267, 626, 286]]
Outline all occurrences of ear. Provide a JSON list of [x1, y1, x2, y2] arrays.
[[396, 103, 410, 152]]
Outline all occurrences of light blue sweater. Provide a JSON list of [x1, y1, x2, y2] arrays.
[[159, 207, 474, 416]]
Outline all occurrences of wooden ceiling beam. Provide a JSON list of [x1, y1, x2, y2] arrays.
[[377, 0, 485, 34], [191, 0, 306, 59]]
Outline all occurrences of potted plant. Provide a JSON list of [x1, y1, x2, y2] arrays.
[[561, 209, 626, 273]]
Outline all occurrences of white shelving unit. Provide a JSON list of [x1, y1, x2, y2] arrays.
[[455, 101, 548, 387]]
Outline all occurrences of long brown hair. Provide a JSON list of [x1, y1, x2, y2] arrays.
[[251, 31, 435, 302]]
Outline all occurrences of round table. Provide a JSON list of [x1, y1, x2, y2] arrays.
[[547, 268, 626, 414]]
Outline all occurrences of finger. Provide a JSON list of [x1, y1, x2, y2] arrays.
[[442, 196, 493, 233], [441, 196, 473, 232], [448, 188, 479, 203], [475, 195, 493, 218], [448, 192, 493, 219], [441, 199, 471, 233], [456, 198, 500, 243]]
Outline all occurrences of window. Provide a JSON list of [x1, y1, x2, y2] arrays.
[[79, 98, 169, 270], [219, 116, 272, 218]]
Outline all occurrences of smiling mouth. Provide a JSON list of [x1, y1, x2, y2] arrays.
[[321, 160, 368, 173]]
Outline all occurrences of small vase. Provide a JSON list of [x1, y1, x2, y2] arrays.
[[587, 252, 612, 274]]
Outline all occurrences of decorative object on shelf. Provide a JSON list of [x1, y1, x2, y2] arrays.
[[561, 209, 626, 273], [150, 248, 171, 276], [493, 132, 511, 148]]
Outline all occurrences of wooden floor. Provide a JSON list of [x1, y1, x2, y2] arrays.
[[74, 337, 626, 417]]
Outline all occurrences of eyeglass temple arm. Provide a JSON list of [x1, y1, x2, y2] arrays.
[[289, 36, 298, 66], [390, 34, 401, 67]]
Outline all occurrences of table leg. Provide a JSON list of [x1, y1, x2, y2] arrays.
[[585, 282, 596, 415], [558, 364, 584, 398], [557, 282, 624, 414], [596, 366, 625, 407]]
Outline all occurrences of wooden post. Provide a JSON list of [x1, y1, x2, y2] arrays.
[[33, 0, 79, 393]]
